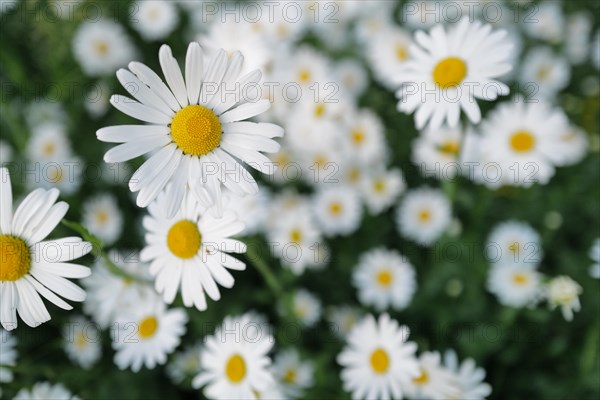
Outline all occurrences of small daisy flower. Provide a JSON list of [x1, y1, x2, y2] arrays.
[[546, 276, 582, 321], [112, 295, 187, 372], [405, 351, 461, 400], [141, 191, 246, 311], [487, 263, 542, 308], [327, 306, 363, 339], [337, 313, 420, 400], [226, 189, 270, 236], [589, 238, 600, 279], [27, 156, 84, 196], [412, 125, 465, 180], [287, 289, 322, 328], [72, 19, 136, 76], [0, 167, 92, 331], [396, 18, 513, 130], [63, 315, 102, 369], [486, 220, 542, 266], [192, 314, 276, 400], [26, 123, 71, 162], [13, 382, 78, 400], [360, 168, 406, 215], [167, 343, 203, 385], [312, 186, 363, 237], [0, 328, 17, 396], [443, 349, 492, 400], [82, 193, 123, 246], [353, 248, 416, 312], [342, 109, 387, 166], [272, 348, 314, 398], [98, 42, 283, 216], [130, 0, 179, 41], [520, 47, 570, 100], [395, 187, 451, 246], [335, 59, 368, 98], [366, 25, 413, 90], [554, 125, 588, 167], [522, 1, 564, 44]]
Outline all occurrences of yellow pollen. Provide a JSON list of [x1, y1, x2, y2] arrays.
[[167, 220, 202, 259], [75, 332, 87, 349], [138, 316, 158, 339], [508, 241, 520, 254], [373, 180, 386, 193], [274, 152, 289, 166], [351, 129, 365, 144], [225, 354, 246, 383], [48, 167, 63, 183], [512, 273, 529, 286], [433, 57, 467, 89], [349, 168, 361, 183], [283, 369, 297, 383], [96, 210, 109, 224], [418, 209, 431, 222], [314, 103, 326, 117], [0, 236, 31, 282], [439, 141, 460, 156], [290, 229, 303, 244], [170, 105, 222, 156], [298, 69, 311, 83], [94, 40, 109, 56], [510, 130, 535, 153], [376, 270, 393, 287], [370, 348, 390, 374], [43, 142, 56, 156], [537, 66, 550, 80], [413, 369, 429, 385], [314, 154, 327, 168], [329, 202, 343, 216], [395, 45, 408, 61]]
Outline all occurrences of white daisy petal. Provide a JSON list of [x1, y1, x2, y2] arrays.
[[110, 95, 172, 124], [159, 44, 189, 108]]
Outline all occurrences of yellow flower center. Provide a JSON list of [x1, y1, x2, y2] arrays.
[[225, 354, 246, 383], [314, 154, 328, 169], [369, 348, 390, 374], [290, 229, 303, 244], [433, 57, 467, 89], [537, 66, 550, 80], [508, 241, 520, 254], [43, 142, 56, 156], [351, 129, 365, 144], [314, 103, 326, 118], [170, 105, 222, 156], [298, 69, 311, 83], [167, 220, 202, 259], [512, 273, 529, 286], [413, 368, 429, 385], [395, 45, 408, 61], [0, 235, 31, 282], [48, 167, 63, 183], [283, 368, 297, 383], [75, 332, 87, 349], [373, 180, 386, 193], [418, 209, 431, 222], [510, 130, 535, 153], [96, 210, 109, 224], [138, 316, 158, 339], [376, 270, 393, 287], [439, 141, 460, 156], [329, 202, 343, 216], [94, 40, 109, 56], [348, 168, 361, 183]]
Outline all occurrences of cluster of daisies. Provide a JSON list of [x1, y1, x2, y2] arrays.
[[1, 0, 598, 399]]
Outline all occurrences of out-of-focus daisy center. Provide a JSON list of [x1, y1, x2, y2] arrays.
[[290, 229, 303, 244], [43, 142, 56, 156], [433, 57, 467, 89], [96, 210, 109, 224], [170, 105, 222, 156], [167, 220, 202, 259], [512, 273, 529, 286], [48, 166, 63, 183], [298, 69, 311, 83], [139, 316, 159, 338], [508, 241, 520, 254], [369, 348, 390, 374], [418, 209, 431, 223], [376, 269, 393, 287], [395, 45, 408, 61], [329, 201, 343, 216], [94, 40, 109, 56], [225, 353, 246, 383], [0, 235, 31, 282], [314, 103, 326, 117], [439, 140, 460, 156], [413, 368, 429, 384], [75, 332, 87, 349], [510, 130, 535, 153], [351, 129, 365, 144], [374, 179, 386, 193], [283, 368, 297, 383]]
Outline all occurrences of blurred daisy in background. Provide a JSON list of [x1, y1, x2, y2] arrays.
[[326, 306, 363, 339], [72, 19, 136, 76], [130, 0, 179, 41], [82, 193, 123, 246], [0, 328, 17, 397], [396, 187, 451, 246], [545, 276, 582, 321], [405, 351, 460, 400], [353, 248, 416, 311], [522, 1, 564, 44], [520, 47, 570, 100], [486, 220, 542, 266], [487, 263, 542, 308], [341, 109, 387, 166], [141, 191, 246, 311], [360, 168, 405, 215], [555, 126, 589, 167], [589, 238, 600, 279], [272, 348, 314, 398], [112, 295, 187, 372], [334, 59, 369, 99], [366, 25, 413, 90], [13, 382, 78, 400], [26, 123, 71, 162], [396, 18, 513, 130], [192, 314, 276, 400], [63, 315, 102, 369], [444, 349, 492, 400], [412, 125, 467, 180], [0, 168, 91, 331], [226, 188, 270, 236], [167, 342, 203, 385], [337, 313, 419, 400], [286, 289, 322, 328], [312, 186, 363, 237]]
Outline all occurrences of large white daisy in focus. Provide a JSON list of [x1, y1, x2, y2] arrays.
[[396, 17, 513, 131], [0, 167, 92, 331], [97, 42, 283, 217]]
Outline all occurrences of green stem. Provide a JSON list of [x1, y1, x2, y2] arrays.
[[245, 244, 282, 297]]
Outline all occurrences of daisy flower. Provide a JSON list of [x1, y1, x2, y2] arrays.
[[487, 263, 542, 308], [72, 19, 135, 76], [226, 189, 270, 236], [327, 306, 363, 339], [555, 126, 588, 167], [13, 382, 78, 400], [522, 1, 564, 44], [112, 294, 187, 372], [412, 125, 465, 180], [130, 0, 179, 41], [312, 186, 363, 237], [337, 313, 420, 400], [272, 348, 314, 398], [366, 25, 413, 90], [443, 349, 492, 400], [0, 328, 17, 397], [286, 289, 322, 328], [478, 100, 570, 187], [82, 250, 154, 328], [82, 193, 123, 246], [396, 18, 513, 130], [0, 167, 92, 331], [520, 47, 570, 100], [335, 59, 368, 99], [27, 156, 84, 196], [589, 238, 600, 279], [192, 314, 276, 400], [26, 123, 71, 162], [167, 342, 203, 385], [395, 187, 451, 246], [353, 248, 416, 312], [360, 168, 406, 215], [97, 42, 283, 216], [63, 315, 102, 369], [545, 276, 582, 321], [486, 221, 542, 266], [140, 190, 246, 311], [405, 351, 461, 400], [342, 109, 387, 166]]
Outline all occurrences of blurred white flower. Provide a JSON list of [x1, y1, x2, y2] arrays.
[[396, 187, 452, 246], [287, 289, 322, 328], [334, 59, 368, 99], [366, 25, 413, 90], [487, 263, 542, 308], [520, 47, 570, 100], [131, 0, 179, 41], [341, 109, 387, 166], [167, 343, 203, 385], [226, 188, 270, 236], [26, 123, 71, 162], [486, 220, 542, 266], [13, 382, 78, 400], [82, 193, 123, 246], [63, 315, 101, 369], [312, 186, 363, 237], [444, 349, 492, 400], [522, 1, 564, 44], [272, 348, 314, 398], [546, 276, 582, 321], [326, 306, 363, 339], [360, 167, 406, 215], [405, 351, 461, 400], [0, 328, 17, 397]]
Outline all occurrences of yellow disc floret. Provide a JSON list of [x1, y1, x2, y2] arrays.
[[510, 130, 535, 153], [138, 316, 159, 339], [0, 235, 31, 282], [225, 354, 246, 383], [370, 348, 390, 374], [433, 57, 468, 89], [170, 105, 222, 156], [167, 220, 202, 259]]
